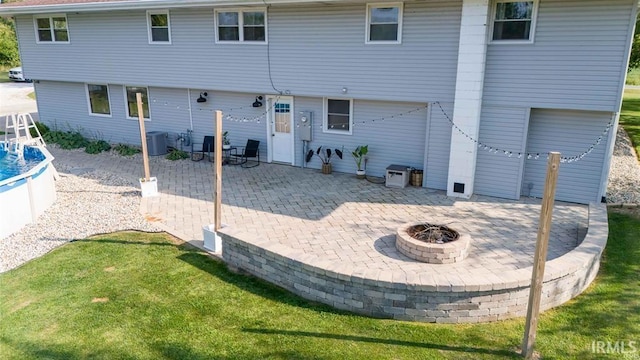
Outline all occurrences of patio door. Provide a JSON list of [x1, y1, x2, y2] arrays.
[[267, 96, 294, 164]]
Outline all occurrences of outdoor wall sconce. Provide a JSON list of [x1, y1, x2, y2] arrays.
[[253, 96, 264, 108], [197, 92, 208, 103]]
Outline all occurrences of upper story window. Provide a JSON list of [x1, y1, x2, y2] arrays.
[[86, 84, 111, 116], [147, 10, 171, 43], [324, 98, 352, 135], [125, 86, 150, 120], [215, 8, 267, 43], [366, 3, 403, 44], [34, 15, 69, 43], [491, 1, 538, 42]]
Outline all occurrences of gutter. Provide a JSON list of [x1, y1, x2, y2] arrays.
[[0, 0, 351, 15]]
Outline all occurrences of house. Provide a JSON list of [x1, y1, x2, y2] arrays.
[[0, 0, 636, 204]]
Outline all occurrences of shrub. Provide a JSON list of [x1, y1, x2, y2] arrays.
[[85, 140, 111, 154], [29, 121, 50, 138], [43, 130, 89, 149], [113, 143, 140, 156], [166, 148, 189, 161]]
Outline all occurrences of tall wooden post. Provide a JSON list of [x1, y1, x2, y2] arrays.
[[136, 93, 151, 181], [522, 152, 561, 359], [214, 110, 222, 231]]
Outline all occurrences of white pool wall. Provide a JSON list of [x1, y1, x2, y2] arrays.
[[0, 145, 56, 239]]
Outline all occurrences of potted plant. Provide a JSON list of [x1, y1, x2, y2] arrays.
[[222, 131, 231, 150], [305, 146, 343, 174], [351, 145, 368, 179]]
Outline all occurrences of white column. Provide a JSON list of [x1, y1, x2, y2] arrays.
[[447, 0, 490, 198]]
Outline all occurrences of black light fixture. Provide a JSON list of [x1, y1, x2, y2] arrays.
[[252, 95, 263, 108], [197, 92, 208, 103]]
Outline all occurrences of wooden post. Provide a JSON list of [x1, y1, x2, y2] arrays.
[[214, 110, 222, 231], [522, 152, 561, 359], [136, 93, 151, 181]]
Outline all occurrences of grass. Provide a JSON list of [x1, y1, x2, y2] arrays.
[[627, 68, 640, 86], [621, 88, 640, 159], [0, 71, 9, 83], [1, 212, 639, 360]]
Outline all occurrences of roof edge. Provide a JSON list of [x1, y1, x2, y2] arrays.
[[0, 0, 347, 16]]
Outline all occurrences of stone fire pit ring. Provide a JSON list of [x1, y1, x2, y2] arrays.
[[396, 222, 471, 264]]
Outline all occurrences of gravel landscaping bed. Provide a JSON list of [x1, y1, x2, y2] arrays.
[[0, 163, 161, 273], [606, 127, 640, 205]]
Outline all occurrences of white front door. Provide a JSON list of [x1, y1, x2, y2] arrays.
[[268, 96, 294, 164]]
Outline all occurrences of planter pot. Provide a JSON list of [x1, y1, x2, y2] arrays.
[[356, 170, 366, 179], [222, 144, 231, 150], [321, 163, 332, 174], [139, 177, 158, 197], [202, 224, 222, 252], [410, 169, 424, 187]]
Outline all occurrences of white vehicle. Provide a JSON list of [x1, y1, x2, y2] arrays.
[[8, 67, 30, 82]]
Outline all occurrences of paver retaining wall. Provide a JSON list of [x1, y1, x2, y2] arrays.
[[221, 204, 607, 323]]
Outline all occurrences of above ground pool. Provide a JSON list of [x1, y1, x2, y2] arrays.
[[0, 142, 56, 239]]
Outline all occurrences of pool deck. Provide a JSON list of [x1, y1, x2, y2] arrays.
[[48, 147, 607, 322]]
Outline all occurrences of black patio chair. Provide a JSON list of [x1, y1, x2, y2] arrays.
[[230, 139, 260, 168], [191, 136, 214, 162]]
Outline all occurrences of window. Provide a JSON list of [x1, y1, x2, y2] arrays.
[[147, 10, 171, 43], [491, 1, 537, 42], [125, 86, 150, 119], [34, 15, 69, 43], [86, 84, 111, 116], [366, 3, 403, 43], [216, 9, 266, 42], [324, 99, 352, 134]]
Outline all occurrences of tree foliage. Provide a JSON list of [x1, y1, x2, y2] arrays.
[[629, 16, 640, 70], [0, 17, 20, 67]]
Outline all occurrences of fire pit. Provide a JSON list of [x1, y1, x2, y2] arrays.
[[396, 222, 470, 264]]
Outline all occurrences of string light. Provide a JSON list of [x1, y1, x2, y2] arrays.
[[435, 101, 613, 163]]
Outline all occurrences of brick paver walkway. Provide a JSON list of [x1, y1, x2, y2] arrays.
[[50, 148, 588, 276]]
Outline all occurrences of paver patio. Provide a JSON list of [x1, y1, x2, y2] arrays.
[[50, 147, 588, 276], [48, 147, 607, 322]]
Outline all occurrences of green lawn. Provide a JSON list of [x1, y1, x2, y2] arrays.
[[0, 71, 9, 83], [622, 88, 640, 159], [1, 212, 639, 360]]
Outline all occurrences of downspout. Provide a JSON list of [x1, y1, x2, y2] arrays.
[[187, 88, 194, 130]]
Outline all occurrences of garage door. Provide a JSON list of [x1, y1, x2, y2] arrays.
[[522, 109, 610, 204]]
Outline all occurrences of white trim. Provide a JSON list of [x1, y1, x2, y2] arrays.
[[33, 14, 69, 44], [323, 98, 353, 135], [85, 83, 112, 117], [214, 7, 268, 44], [0, 0, 345, 16], [146, 10, 172, 44], [123, 85, 151, 120], [365, 2, 403, 44], [488, 0, 538, 44]]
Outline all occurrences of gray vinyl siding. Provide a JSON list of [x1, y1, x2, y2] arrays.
[[35, 81, 192, 146], [14, 0, 461, 103], [190, 91, 270, 158], [474, 106, 528, 199], [34, 81, 434, 179], [483, 0, 634, 112], [293, 97, 429, 178], [522, 109, 610, 204]]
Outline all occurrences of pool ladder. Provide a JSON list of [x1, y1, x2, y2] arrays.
[[2, 113, 45, 162]]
